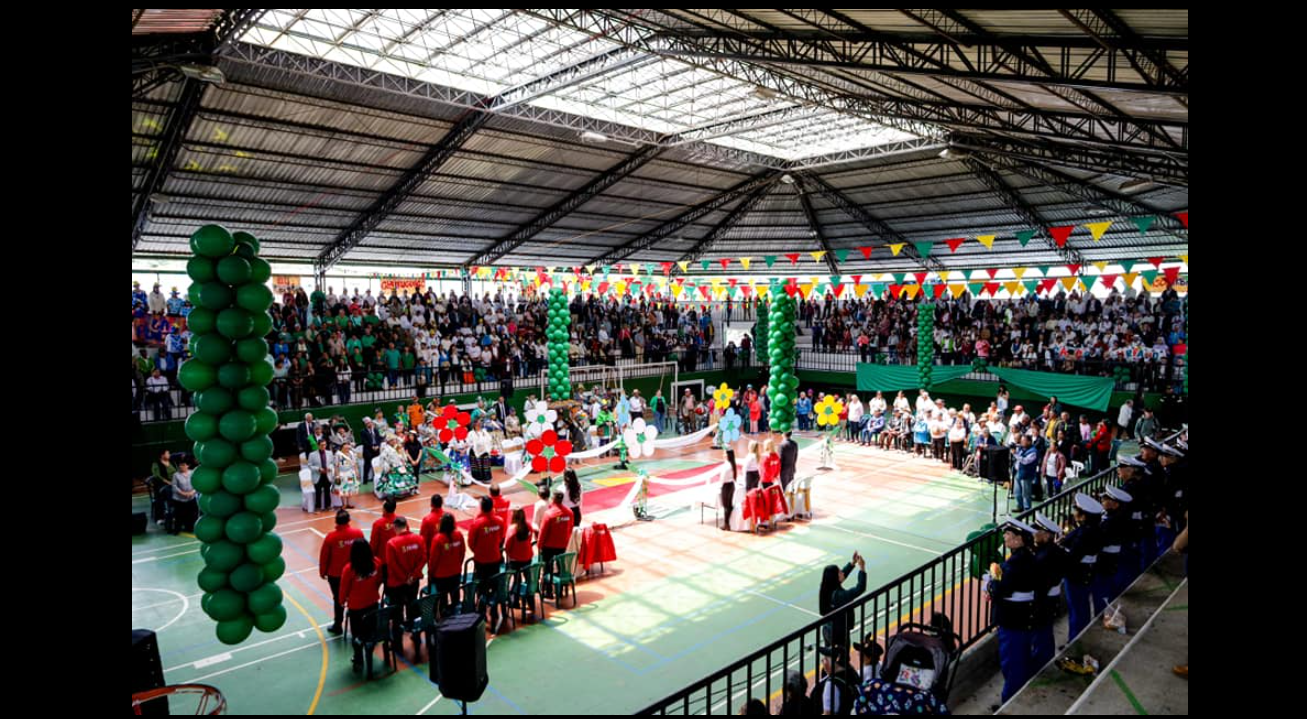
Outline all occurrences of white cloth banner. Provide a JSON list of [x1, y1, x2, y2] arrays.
[[460, 463, 533, 491], [652, 424, 717, 449], [644, 461, 727, 487], [568, 438, 621, 460], [501, 437, 525, 451]]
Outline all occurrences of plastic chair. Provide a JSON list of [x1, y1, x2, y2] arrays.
[[513, 561, 545, 624], [547, 552, 579, 608], [351, 604, 398, 679], [485, 569, 515, 634], [404, 589, 440, 661]]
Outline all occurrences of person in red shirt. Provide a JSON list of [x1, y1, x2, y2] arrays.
[[384, 516, 427, 653], [427, 513, 465, 616], [761, 438, 781, 486], [339, 538, 383, 668], [469, 496, 506, 631], [505, 508, 535, 571], [370, 499, 399, 570], [490, 484, 512, 528], [538, 491, 575, 597], [319, 510, 364, 634], [1089, 419, 1113, 475], [420, 494, 445, 549]]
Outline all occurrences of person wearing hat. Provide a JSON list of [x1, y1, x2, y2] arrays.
[[1155, 442, 1188, 563], [853, 634, 884, 682], [132, 280, 148, 308], [1118, 455, 1159, 573], [1058, 493, 1104, 641], [1097, 484, 1135, 606], [812, 643, 859, 716], [148, 282, 167, 315], [166, 287, 185, 317], [988, 518, 1039, 703], [1031, 514, 1068, 672]]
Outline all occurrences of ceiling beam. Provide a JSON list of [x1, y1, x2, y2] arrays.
[[674, 183, 777, 271], [799, 172, 943, 273], [961, 158, 1082, 264], [791, 177, 841, 274]]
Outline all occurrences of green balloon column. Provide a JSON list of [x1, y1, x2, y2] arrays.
[[179, 224, 286, 645], [754, 299, 769, 364], [546, 288, 572, 401], [766, 292, 799, 432], [917, 302, 935, 389]]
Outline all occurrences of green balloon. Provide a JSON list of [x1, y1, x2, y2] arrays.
[[219, 411, 257, 443], [261, 512, 278, 533], [205, 589, 246, 621], [250, 311, 273, 338], [244, 484, 279, 516], [235, 338, 268, 364], [254, 605, 288, 633], [225, 512, 264, 544], [186, 306, 216, 335], [197, 438, 237, 468], [178, 360, 217, 392], [187, 256, 217, 283], [191, 465, 223, 493], [217, 308, 255, 340], [204, 490, 244, 519], [197, 567, 229, 593], [259, 458, 279, 484], [254, 407, 279, 436], [217, 256, 253, 284], [218, 363, 252, 389], [233, 231, 261, 253], [249, 359, 274, 386], [194, 515, 227, 543], [216, 614, 255, 645], [236, 386, 270, 414], [247, 582, 283, 614], [185, 411, 219, 442], [193, 335, 232, 366], [191, 224, 235, 259], [246, 531, 283, 564], [774, 393, 788, 407], [262, 556, 287, 583], [240, 435, 274, 464], [229, 562, 266, 593], [249, 257, 272, 284], [237, 284, 274, 313], [204, 542, 245, 573], [198, 282, 234, 311], [222, 461, 261, 494], [196, 387, 235, 415], [234, 244, 256, 260]]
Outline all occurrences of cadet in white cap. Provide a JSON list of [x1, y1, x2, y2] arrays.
[[1098, 485, 1135, 604], [1031, 512, 1068, 671], [1118, 455, 1160, 572], [989, 518, 1040, 703], [1058, 493, 1104, 641], [1156, 440, 1188, 560]]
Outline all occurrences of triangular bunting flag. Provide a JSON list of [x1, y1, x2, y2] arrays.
[[984, 268, 998, 280], [1050, 226, 1075, 247], [858, 246, 873, 259], [1163, 267, 1181, 285], [660, 262, 673, 275], [854, 284, 869, 298], [699, 285, 711, 299], [1130, 216, 1156, 235], [1021, 280, 1038, 295], [799, 283, 814, 299], [785, 253, 801, 265], [1145, 257, 1165, 268], [870, 283, 884, 297], [1092, 261, 1109, 272], [740, 257, 752, 270], [1061, 277, 1078, 291], [850, 274, 862, 286], [932, 284, 946, 299], [677, 261, 689, 273], [968, 283, 985, 296], [913, 272, 929, 286], [740, 284, 752, 297], [810, 250, 827, 264], [1174, 211, 1188, 228], [1037, 266, 1052, 277], [1178, 254, 1188, 266], [719, 258, 731, 270], [903, 285, 920, 300], [1015, 230, 1036, 247], [1004, 281, 1021, 295], [1067, 264, 1081, 276], [1100, 274, 1119, 289], [764, 256, 777, 269], [701, 260, 711, 272], [888, 284, 902, 298], [948, 284, 966, 298], [945, 238, 966, 253], [976, 235, 996, 249], [1121, 272, 1139, 288], [983, 282, 1000, 296], [889, 243, 906, 257], [834, 249, 850, 264], [913, 241, 934, 258], [1012, 267, 1028, 280], [814, 283, 828, 297], [1085, 221, 1113, 241], [629, 263, 641, 276]]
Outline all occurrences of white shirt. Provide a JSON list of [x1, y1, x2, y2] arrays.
[[847, 401, 864, 423], [870, 397, 887, 414], [532, 499, 550, 533], [146, 375, 170, 394], [629, 397, 644, 413], [742, 453, 760, 474], [470, 429, 492, 456], [1117, 404, 1133, 427]]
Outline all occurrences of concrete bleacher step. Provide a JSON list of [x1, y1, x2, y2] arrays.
[[951, 550, 1187, 715]]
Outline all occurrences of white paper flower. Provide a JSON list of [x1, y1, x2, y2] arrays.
[[623, 418, 659, 458], [524, 400, 557, 438]]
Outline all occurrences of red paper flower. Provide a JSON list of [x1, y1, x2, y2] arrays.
[[527, 429, 573, 474], [437, 405, 471, 443]]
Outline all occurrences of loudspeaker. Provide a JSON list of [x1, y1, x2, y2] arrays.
[[132, 629, 168, 715], [133, 512, 148, 535], [982, 446, 1009, 483], [432, 613, 487, 703]]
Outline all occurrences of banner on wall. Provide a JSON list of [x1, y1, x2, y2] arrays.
[[271, 275, 301, 295], [381, 278, 426, 293], [1149, 276, 1188, 293]]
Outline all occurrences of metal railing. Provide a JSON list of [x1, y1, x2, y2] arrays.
[[637, 464, 1125, 715]]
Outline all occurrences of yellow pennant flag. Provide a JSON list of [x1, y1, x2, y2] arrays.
[[976, 235, 996, 249], [1004, 281, 1022, 295], [479, 267, 492, 279], [757, 284, 770, 298], [585, 264, 596, 274], [889, 243, 906, 257], [949, 283, 967, 298], [800, 283, 814, 299], [1092, 261, 1109, 272], [854, 283, 869, 298], [677, 261, 690, 273], [810, 250, 827, 263], [1012, 267, 1028, 279], [903, 284, 921, 300], [614, 281, 627, 297], [629, 263, 641, 276], [1178, 254, 1188, 265], [1122, 272, 1139, 288], [1061, 277, 1078, 291], [581, 280, 591, 293], [671, 284, 684, 298], [740, 257, 752, 270], [1085, 221, 1113, 241]]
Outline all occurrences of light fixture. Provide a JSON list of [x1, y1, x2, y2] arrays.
[[1119, 178, 1153, 193], [754, 86, 779, 101], [780, 173, 795, 184], [579, 130, 609, 143], [178, 63, 225, 84], [939, 146, 971, 160]]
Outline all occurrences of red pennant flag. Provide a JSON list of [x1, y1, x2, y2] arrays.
[[1049, 226, 1074, 247], [614, 264, 623, 273], [1040, 279, 1058, 294], [787, 277, 799, 286], [913, 272, 928, 285], [470, 266, 480, 276], [728, 278, 738, 288], [833, 284, 845, 297], [858, 246, 873, 259], [888, 284, 902, 297], [562, 281, 570, 294], [932, 284, 946, 299], [945, 238, 966, 253], [741, 285, 752, 296], [851, 274, 862, 286], [784, 284, 800, 297], [719, 258, 731, 269], [674, 277, 685, 286], [1163, 267, 1181, 285], [1146, 256, 1165, 267], [984, 282, 1000, 295], [1100, 274, 1119, 288], [699, 286, 711, 299], [598, 281, 610, 295], [984, 268, 998, 279], [1174, 211, 1188, 228], [785, 253, 801, 265], [1067, 264, 1081, 275], [660, 262, 673, 275]]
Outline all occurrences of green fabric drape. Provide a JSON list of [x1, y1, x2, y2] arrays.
[[986, 366, 1115, 412], [856, 364, 971, 392]]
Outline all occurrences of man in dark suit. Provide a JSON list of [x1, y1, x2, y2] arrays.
[[361, 417, 382, 485], [296, 413, 316, 453], [778, 430, 799, 491]]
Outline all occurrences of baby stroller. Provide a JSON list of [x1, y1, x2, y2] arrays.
[[879, 621, 961, 705]]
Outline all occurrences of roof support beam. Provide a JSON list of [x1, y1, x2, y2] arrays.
[[791, 178, 841, 274], [674, 182, 777, 271], [961, 158, 1082, 264], [949, 134, 1187, 187], [799, 173, 943, 273]]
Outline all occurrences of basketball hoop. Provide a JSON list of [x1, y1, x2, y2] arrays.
[[132, 684, 227, 715]]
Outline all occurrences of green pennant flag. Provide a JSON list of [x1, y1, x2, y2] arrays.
[[1036, 266, 1052, 277], [870, 283, 885, 297], [1022, 280, 1038, 295], [1015, 230, 1036, 247], [1131, 216, 1157, 234], [829, 275, 841, 287], [764, 255, 777, 269], [835, 249, 850, 264], [602, 265, 612, 278], [727, 285, 738, 297], [814, 282, 828, 296], [1140, 270, 1159, 287], [894, 273, 907, 284], [968, 283, 985, 295], [701, 260, 710, 272], [913, 241, 934, 258]]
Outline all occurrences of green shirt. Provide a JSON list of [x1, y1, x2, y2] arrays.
[[401, 353, 416, 370], [384, 348, 401, 369], [360, 335, 376, 349]]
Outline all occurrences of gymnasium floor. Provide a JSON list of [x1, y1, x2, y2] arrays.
[[132, 432, 1002, 715]]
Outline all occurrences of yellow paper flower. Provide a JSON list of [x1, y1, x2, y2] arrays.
[[712, 382, 735, 411], [815, 395, 845, 427]]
